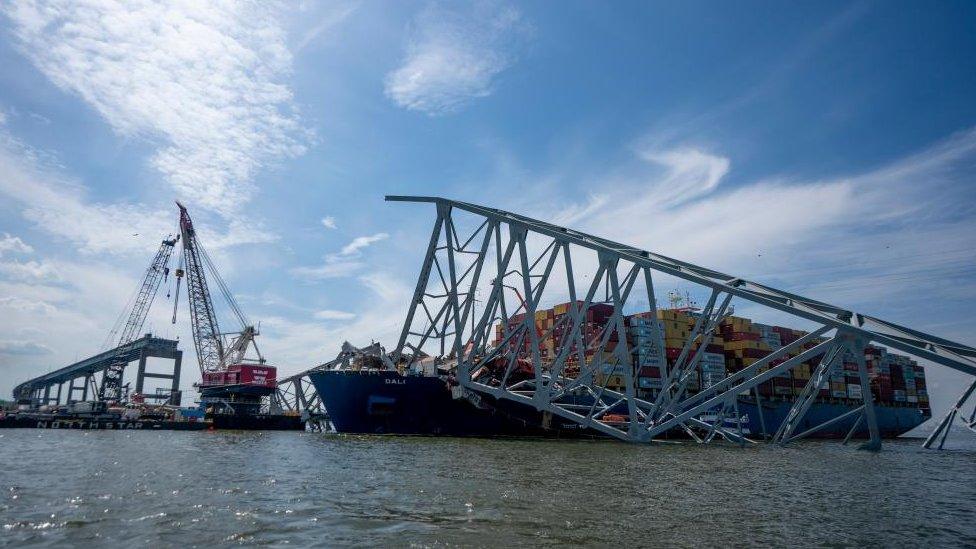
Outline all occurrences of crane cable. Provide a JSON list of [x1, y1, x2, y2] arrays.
[[198, 240, 250, 330]]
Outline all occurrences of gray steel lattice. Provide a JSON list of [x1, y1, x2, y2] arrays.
[[387, 195, 976, 449]]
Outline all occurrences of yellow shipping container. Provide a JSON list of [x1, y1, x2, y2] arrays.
[[657, 310, 693, 323], [722, 315, 753, 329], [724, 340, 766, 352]]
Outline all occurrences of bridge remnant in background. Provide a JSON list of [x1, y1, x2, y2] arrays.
[[12, 335, 182, 407]]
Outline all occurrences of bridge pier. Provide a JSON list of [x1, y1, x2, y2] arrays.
[[135, 349, 148, 393], [136, 349, 183, 405]]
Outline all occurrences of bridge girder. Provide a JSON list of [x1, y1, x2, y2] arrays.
[[387, 195, 976, 449]]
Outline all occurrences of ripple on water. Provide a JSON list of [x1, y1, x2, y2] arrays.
[[0, 431, 974, 546]]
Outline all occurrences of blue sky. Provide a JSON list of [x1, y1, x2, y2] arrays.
[[0, 1, 974, 419]]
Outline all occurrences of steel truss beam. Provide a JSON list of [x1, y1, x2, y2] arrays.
[[388, 196, 976, 450], [923, 379, 976, 449]]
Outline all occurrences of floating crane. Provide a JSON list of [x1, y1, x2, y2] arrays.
[[173, 202, 279, 421]]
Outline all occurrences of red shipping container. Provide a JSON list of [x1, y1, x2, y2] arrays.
[[742, 348, 769, 359]]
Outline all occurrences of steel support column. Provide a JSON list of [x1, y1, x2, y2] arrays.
[[135, 349, 148, 394]]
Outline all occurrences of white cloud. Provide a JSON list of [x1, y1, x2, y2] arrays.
[[0, 131, 173, 254], [340, 232, 388, 255], [0, 233, 33, 256], [320, 216, 337, 230], [291, 259, 364, 280], [0, 259, 62, 281], [385, 2, 527, 115], [360, 271, 410, 304], [257, 272, 411, 374], [0, 128, 273, 255], [3, 1, 309, 216], [314, 309, 356, 321], [291, 232, 390, 280], [542, 129, 976, 313], [638, 147, 730, 207], [0, 339, 54, 356], [0, 296, 57, 315]]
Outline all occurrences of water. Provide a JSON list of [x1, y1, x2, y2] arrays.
[[1, 430, 975, 547]]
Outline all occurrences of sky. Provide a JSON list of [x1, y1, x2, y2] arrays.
[[0, 1, 974, 426]]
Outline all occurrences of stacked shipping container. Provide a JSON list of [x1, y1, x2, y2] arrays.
[[491, 303, 929, 411]]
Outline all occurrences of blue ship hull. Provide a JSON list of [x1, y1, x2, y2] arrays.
[[310, 370, 591, 437], [735, 398, 929, 439], [310, 370, 930, 439]]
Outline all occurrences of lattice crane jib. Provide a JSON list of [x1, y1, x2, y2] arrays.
[[175, 202, 263, 376], [98, 236, 178, 401], [388, 196, 976, 449], [176, 201, 225, 374]]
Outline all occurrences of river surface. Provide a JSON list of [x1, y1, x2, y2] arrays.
[[1, 430, 974, 547]]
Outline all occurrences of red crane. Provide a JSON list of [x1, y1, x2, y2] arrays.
[[173, 202, 276, 416]]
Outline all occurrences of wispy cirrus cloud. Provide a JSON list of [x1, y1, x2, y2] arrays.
[[638, 147, 730, 208], [546, 127, 976, 309], [313, 309, 356, 321], [292, 232, 390, 280], [385, 2, 528, 115], [2, 1, 310, 216], [340, 232, 388, 255], [0, 127, 273, 255]]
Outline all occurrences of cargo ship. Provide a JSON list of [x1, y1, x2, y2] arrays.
[[310, 369, 929, 439], [312, 304, 931, 439], [311, 369, 593, 437]]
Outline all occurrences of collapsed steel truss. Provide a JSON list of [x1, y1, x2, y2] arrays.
[[270, 342, 390, 430], [270, 371, 327, 430], [388, 196, 976, 449]]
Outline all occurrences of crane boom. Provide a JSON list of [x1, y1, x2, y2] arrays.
[[177, 201, 225, 375], [174, 202, 274, 418], [98, 236, 177, 401]]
